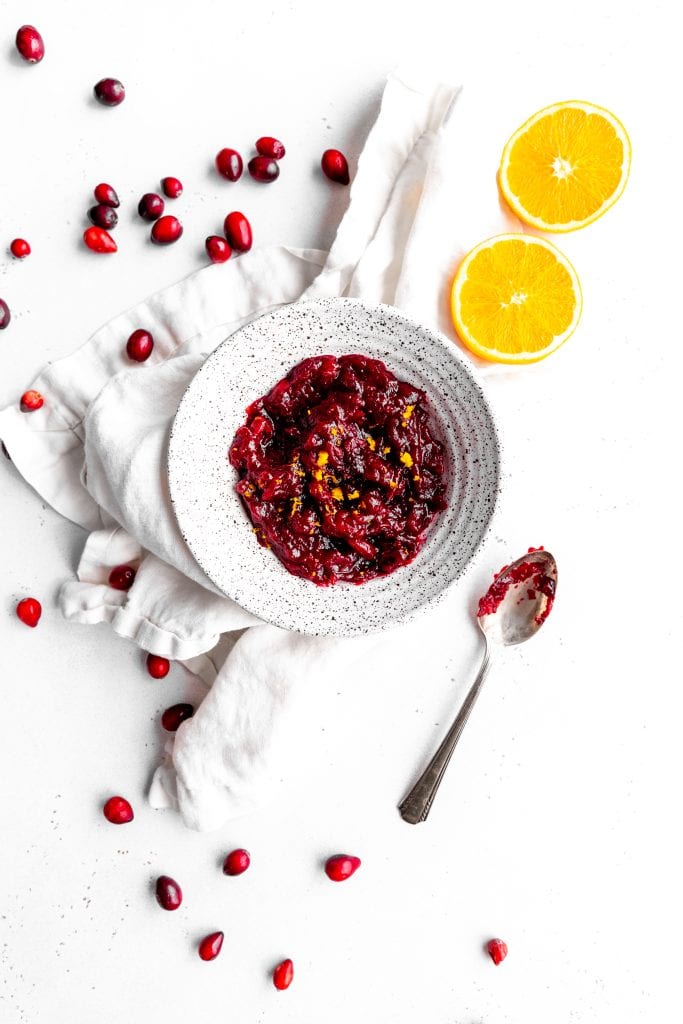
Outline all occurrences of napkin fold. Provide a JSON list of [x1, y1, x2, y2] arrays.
[[0, 67, 519, 830]]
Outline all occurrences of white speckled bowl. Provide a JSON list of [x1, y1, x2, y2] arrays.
[[168, 297, 501, 636]]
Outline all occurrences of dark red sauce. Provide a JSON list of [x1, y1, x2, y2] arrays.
[[477, 549, 556, 624], [229, 354, 447, 585]]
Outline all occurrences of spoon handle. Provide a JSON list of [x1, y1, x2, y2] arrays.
[[398, 641, 492, 824]]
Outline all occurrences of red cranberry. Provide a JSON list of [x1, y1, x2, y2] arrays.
[[224, 211, 252, 253], [146, 654, 170, 679], [161, 176, 183, 199], [15, 25, 44, 63], [20, 389, 44, 411], [83, 227, 117, 254], [205, 235, 232, 264], [198, 931, 224, 961], [10, 239, 31, 259], [272, 959, 294, 991], [324, 854, 361, 882], [321, 149, 350, 185], [256, 136, 286, 160], [222, 849, 250, 876], [151, 215, 183, 245], [247, 156, 279, 183], [126, 329, 154, 363], [161, 703, 194, 732], [486, 938, 508, 965], [155, 875, 182, 911], [94, 78, 125, 107], [0, 299, 10, 329], [108, 565, 136, 591], [138, 193, 165, 222], [16, 597, 42, 628], [215, 148, 243, 181], [103, 795, 134, 824], [94, 183, 120, 208], [88, 205, 118, 230]]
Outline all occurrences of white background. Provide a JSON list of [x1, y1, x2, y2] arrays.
[[1, 1, 680, 1021]]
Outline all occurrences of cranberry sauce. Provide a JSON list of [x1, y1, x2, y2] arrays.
[[229, 354, 447, 586], [477, 549, 556, 625]]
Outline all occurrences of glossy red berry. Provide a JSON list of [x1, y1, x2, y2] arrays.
[[224, 212, 252, 253], [247, 156, 279, 183], [151, 215, 183, 245], [222, 849, 250, 876], [126, 329, 154, 363], [16, 597, 42, 628], [108, 565, 136, 591], [486, 938, 508, 965], [94, 183, 120, 208], [94, 78, 125, 106], [321, 149, 350, 185], [15, 25, 44, 63], [146, 654, 170, 679], [205, 235, 232, 264], [324, 854, 361, 882], [198, 931, 224, 961], [161, 176, 183, 199], [272, 959, 294, 991], [161, 703, 194, 732], [138, 193, 165, 222], [88, 205, 118, 230], [20, 389, 44, 411], [103, 795, 134, 824], [10, 239, 31, 259], [215, 148, 243, 181], [83, 226, 117, 254], [155, 875, 183, 911], [0, 299, 10, 330], [256, 136, 285, 160]]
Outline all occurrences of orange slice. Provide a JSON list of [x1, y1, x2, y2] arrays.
[[499, 101, 631, 232], [451, 234, 582, 364]]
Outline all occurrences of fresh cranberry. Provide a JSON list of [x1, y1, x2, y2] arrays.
[[10, 239, 31, 259], [321, 149, 350, 185], [20, 389, 44, 411], [161, 176, 183, 199], [247, 156, 279, 183], [108, 565, 136, 591], [94, 183, 120, 208], [103, 795, 134, 824], [155, 875, 183, 911], [324, 854, 361, 882], [138, 193, 165, 221], [215, 148, 243, 181], [146, 654, 170, 679], [223, 211, 252, 252], [15, 25, 44, 63], [161, 703, 194, 732], [272, 959, 294, 991], [16, 597, 42, 628], [94, 78, 125, 106], [83, 227, 117, 254], [205, 235, 232, 264], [198, 931, 224, 961], [126, 329, 154, 363], [88, 205, 118, 230], [256, 136, 286, 160], [486, 938, 508, 965], [222, 849, 250, 876], [151, 215, 183, 245], [0, 299, 10, 329]]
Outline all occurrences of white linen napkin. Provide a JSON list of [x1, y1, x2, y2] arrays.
[[0, 67, 522, 830]]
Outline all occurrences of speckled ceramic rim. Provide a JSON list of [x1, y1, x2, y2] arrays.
[[168, 297, 502, 637]]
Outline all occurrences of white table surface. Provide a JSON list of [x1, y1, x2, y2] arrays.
[[1, 1, 679, 1021]]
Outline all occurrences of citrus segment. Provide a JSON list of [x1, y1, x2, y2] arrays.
[[451, 234, 582, 364]]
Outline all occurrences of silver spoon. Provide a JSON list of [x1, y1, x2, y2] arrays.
[[398, 549, 558, 824]]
